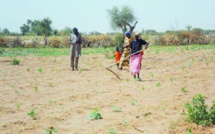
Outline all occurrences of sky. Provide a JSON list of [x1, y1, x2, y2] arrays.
[[0, 0, 214, 34]]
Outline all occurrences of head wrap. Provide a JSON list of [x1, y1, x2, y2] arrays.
[[125, 31, 131, 35]]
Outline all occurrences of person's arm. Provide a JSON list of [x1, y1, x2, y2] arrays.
[[141, 40, 149, 49]]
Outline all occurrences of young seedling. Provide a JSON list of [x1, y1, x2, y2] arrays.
[[34, 86, 38, 91], [27, 68, 30, 72], [46, 126, 58, 134], [111, 106, 122, 112], [11, 58, 20, 65], [27, 109, 37, 119], [122, 118, 129, 126], [142, 86, 146, 91], [15, 101, 21, 110], [38, 68, 43, 73], [156, 82, 161, 87], [126, 78, 130, 82], [89, 107, 102, 120], [150, 72, 154, 77], [130, 100, 138, 105], [181, 87, 187, 93], [108, 128, 116, 134]]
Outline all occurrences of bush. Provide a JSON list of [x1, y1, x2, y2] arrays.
[[185, 94, 215, 127], [11, 58, 20, 65]]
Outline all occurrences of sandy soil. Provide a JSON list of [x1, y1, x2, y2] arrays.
[[0, 48, 215, 134]]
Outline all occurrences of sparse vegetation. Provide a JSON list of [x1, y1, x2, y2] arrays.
[[89, 107, 102, 120]]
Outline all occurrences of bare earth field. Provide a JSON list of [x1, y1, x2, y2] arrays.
[[0, 47, 215, 134]]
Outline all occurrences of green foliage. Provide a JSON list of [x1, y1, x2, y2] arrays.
[[113, 33, 124, 47], [34, 86, 38, 91], [89, 107, 102, 120], [130, 100, 138, 105], [107, 5, 136, 33], [46, 127, 58, 134], [11, 58, 20, 65], [111, 106, 122, 112], [156, 82, 161, 87], [184, 94, 215, 127], [122, 118, 129, 126], [181, 87, 187, 93], [38, 68, 43, 72], [108, 128, 116, 134], [27, 109, 37, 118], [15, 101, 21, 110]]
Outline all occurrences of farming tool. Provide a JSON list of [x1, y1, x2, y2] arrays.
[[106, 47, 148, 80]]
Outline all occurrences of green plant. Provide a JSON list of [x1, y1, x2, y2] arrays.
[[142, 86, 146, 91], [15, 101, 21, 110], [181, 87, 187, 93], [150, 72, 154, 77], [38, 68, 43, 72], [34, 86, 38, 91], [130, 100, 138, 105], [108, 128, 116, 134], [11, 58, 20, 65], [27, 68, 30, 72], [122, 118, 129, 126], [111, 106, 122, 112], [27, 109, 37, 118], [46, 126, 58, 134], [184, 127, 192, 134], [156, 82, 161, 87], [184, 94, 215, 127], [89, 107, 102, 120]]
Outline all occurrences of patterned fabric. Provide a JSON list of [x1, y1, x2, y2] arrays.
[[119, 37, 133, 67]]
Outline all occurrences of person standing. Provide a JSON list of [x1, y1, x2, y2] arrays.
[[130, 33, 149, 81], [69, 27, 82, 71], [119, 31, 133, 70]]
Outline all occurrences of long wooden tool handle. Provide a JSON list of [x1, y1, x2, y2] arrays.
[[106, 48, 146, 69]]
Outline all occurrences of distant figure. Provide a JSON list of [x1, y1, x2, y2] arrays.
[[119, 31, 133, 70], [115, 46, 121, 69], [130, 33, 149, 81], [69, 27, 82, 71]]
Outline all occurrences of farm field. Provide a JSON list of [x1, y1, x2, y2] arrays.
[[0, 45, 215, 134]]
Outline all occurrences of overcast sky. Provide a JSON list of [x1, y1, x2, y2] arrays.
[[0, 0, 214, 33]]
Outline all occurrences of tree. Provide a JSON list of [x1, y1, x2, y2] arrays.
[[40, 18, 52, 45], [20, 24, 30, 35], [107, 5, 138, 34], [53, 29, 58, 36], [2, 28, 10, 35]]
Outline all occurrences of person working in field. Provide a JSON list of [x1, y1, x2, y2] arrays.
[[69, 27, 82, 71], [130, 33, 149, 81], [119, 31, 133, 70]]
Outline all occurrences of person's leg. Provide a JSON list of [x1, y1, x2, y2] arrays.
[[137, 73, 141, 81], [71, 55, 75, 70], [75, 57, 79, 70], [117, 63, 119, 69]]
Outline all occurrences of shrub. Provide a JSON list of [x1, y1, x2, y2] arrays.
[[11, 58, 20, 65], [184, 94, 215, 127]]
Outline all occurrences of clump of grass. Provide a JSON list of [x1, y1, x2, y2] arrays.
[[11, 58, 20, 65]]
